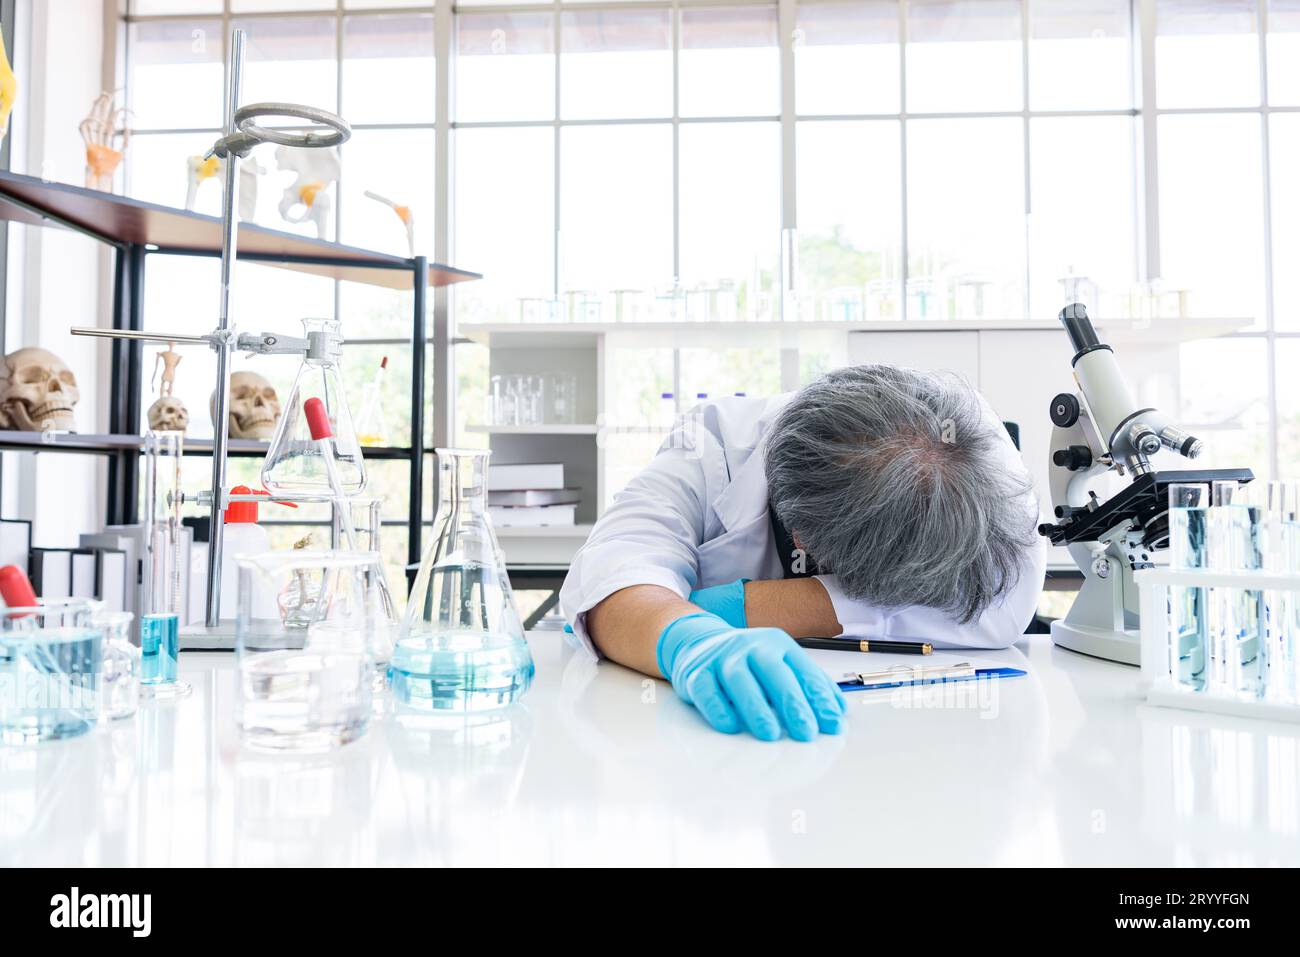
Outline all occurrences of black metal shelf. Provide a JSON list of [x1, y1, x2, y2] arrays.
[[0, 431, 414, 459], [0, 170, 480, 583]]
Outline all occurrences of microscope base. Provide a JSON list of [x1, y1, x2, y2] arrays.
[[1050, 619, 1140, 666]]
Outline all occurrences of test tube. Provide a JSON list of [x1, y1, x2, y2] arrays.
[[1167, 483, 1208, 690], [1255, 481, 1298, 702], [1207, 481, 1264, 697], [1283, 481, 1300, 702], [140, 430, 191, 698]]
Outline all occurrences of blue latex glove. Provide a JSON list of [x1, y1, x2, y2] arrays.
[[657, 612, 847, 742], [687, 578, 748, 629]]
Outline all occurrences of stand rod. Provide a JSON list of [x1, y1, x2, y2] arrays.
[[205, 29, 246, 628]]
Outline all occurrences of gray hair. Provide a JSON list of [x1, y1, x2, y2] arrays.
[[764, 364, 1036, 624]]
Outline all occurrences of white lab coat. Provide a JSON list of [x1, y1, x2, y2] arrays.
[[559, 391, 1046, 662]]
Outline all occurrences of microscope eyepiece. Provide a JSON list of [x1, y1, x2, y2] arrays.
[[1059, 303, 1104, 357]]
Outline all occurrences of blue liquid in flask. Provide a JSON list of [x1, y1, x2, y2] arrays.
[[140, 613, 179, 685], [390, 631, 534, 713]]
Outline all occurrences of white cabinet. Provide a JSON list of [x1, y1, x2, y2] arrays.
[[847, 330, 982, 383]]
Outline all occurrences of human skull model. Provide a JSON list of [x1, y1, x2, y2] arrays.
[[147, 395, 189, 433], [0, 347, 80, 432], [215, 370, 281, 440]]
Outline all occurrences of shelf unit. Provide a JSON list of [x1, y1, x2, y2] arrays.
[[0, 170, 479, 578]]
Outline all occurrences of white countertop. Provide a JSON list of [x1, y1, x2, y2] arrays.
[[4, 632, 1299, 867]]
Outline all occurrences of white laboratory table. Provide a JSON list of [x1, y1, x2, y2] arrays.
[[3, 631, 1299, 867]]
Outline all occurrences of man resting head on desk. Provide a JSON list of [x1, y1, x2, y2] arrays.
[[559, 364, 1046, 742]]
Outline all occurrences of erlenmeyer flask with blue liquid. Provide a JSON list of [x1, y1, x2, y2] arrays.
[[393, 449, 533, 712]]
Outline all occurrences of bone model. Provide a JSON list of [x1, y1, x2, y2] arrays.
[[185, 154, 263, 221], [365, 191, 416, 257], [79, 92, 131, 192], [275, 145, 339, 240], [0, 28, 16, 146]]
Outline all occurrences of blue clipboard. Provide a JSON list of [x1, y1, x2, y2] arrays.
[[838, 666, 1027, 692]]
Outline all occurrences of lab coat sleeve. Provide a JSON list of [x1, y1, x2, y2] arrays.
[[815, 529, 1046, 650], [559, 431, 714, 661]]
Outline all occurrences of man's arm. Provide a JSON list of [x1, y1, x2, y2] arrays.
[[589, 578, 841, 678], [743, 578, 842, 638], [586, 585, 697, 677]]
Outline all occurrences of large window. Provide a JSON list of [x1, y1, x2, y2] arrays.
[[120, 0, 1299, 515], [1154, 0, 1288, 476]]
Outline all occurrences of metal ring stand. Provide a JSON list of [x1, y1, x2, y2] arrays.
[[70, 29, 361, 633], [234, 102, 351, 150], [202, 32, 354, 629]]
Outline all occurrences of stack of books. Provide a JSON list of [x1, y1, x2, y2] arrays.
[[487, 463, 579, 527]]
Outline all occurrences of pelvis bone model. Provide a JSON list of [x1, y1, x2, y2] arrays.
[[0, 347, 80, 432], [275, 145, 339, 240], [185, 153, 263, 220]]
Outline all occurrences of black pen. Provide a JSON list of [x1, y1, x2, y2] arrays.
[[795, 636, 933, 655]]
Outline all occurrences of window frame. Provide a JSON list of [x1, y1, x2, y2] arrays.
[[116, 0, 1294, 482]]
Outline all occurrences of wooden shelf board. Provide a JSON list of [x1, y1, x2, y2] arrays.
[[0, 170, 480, 290]]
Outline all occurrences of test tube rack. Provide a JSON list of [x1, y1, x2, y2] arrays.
[[1138, 567, 1300, 724]]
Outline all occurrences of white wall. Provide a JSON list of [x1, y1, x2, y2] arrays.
[[3, 0, 111, 546]]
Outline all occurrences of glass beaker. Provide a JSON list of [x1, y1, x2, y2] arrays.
[[236, 550, 380, 752], [0, 599, 101, 744], [141, 430, 191, 699], [1167, 483, 1208, 691], [262, 318, 367, 497], [395, 448, 533, 713], [94, 610, 140, 722], [329, 498, 398, 685]]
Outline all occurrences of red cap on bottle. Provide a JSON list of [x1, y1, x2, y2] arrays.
[[224, 485, 263, 524], [304, 397, 333, 440], [0, 564, 40, 609]]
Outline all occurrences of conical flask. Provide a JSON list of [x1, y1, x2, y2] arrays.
[[393, 448, 534, 712], [353, 356, 391, 447], [261, 318, 367, 496]]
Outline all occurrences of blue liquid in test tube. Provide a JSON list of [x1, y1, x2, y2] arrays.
[[140, 613, 179, 685]]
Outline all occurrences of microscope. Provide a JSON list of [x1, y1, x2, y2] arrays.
[[1037, 304, 1253, 664]]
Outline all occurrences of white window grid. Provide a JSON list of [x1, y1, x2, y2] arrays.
[[119, 0, 1296, 479]]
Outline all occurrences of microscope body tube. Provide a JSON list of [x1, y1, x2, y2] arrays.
[[1058, 303, 1202, 474], [1071, 345, 1142, 455]]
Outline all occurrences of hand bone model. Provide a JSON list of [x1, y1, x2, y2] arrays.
[[79, 91, 131, 192]]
